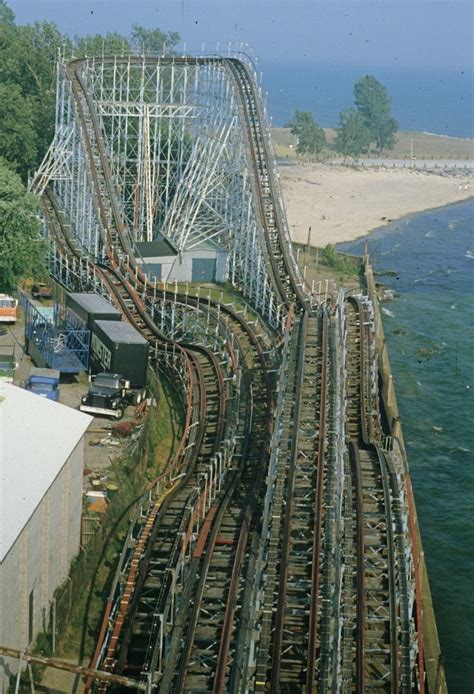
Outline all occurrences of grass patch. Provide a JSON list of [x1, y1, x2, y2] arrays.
[[34, 372, 186, 678], [144, 372, 184, 480], [271, 126, 474, 162], [175, 281, 262, 323], [293, 241, 362, 289], [320, 244, 360, 278]]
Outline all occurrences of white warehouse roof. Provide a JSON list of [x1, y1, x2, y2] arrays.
[[0, 382, 92, 561]]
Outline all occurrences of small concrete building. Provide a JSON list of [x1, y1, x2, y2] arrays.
[[0, 382, 91, 688], [135, 236, 228, 284]]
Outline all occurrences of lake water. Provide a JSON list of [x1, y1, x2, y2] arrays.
[[338, 199, 474, 692], [262, 61, 474, 139]]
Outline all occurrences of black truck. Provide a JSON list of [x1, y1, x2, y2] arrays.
[[79, 372, 147, 419], [79, 320, 149, 419], [71, 293, 150, 419]]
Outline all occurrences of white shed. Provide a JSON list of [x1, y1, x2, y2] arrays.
[[135, 236, 228, 284], [0, 383, 91, 688]]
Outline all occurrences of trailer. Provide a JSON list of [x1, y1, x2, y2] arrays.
[[66, 293, 121, 329], [23, 298, 89, 374], [90, 320, 149, 389]]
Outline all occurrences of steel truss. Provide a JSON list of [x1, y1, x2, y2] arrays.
[[33, 53, 298, 330]]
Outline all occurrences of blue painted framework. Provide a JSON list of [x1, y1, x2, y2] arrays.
[[21, 295, 90, 373]]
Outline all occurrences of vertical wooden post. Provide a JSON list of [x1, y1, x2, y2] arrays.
[[306, 226, 312, 264]]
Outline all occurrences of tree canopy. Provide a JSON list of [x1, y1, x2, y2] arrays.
[[0, 83, 38, 179], [0, 160, 45, 291], [0, 2, 182, 178], [335, 108, 372, 157], [0, 0, 181, 290], [130, 25, 180, 54], [353, 75, 398, 152], [289, 110, 326, 157], [74, 32, 129, 58], [0, 0, 14, 25], [0, 17, 68, 176]]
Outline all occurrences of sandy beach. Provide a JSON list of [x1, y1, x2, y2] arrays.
[[278, 163, 473, 247]]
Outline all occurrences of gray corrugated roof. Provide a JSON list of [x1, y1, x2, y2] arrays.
[[67, 293, 121, 315], [94, 320, 149, 345], [0, 383, 92, 562], [135, 236, 177, 258]]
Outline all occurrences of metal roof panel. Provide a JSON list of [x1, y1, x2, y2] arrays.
[[0, 382, 92, 562]]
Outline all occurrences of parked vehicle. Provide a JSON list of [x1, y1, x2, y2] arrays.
[[31, 283, 53, 300], [0, 295, 18, 323], [25, 367, 60, 401], [0, 346, 18, 382], [79, 372, 147, 419]]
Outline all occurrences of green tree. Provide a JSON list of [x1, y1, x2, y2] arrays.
[[354, 74, 398, 153], [289, 110, 326, 157], [0, 84, 38, 177], [0, 19, 69, 172], [0, 160, 46, 291], [130, 25, 180, 53], [335, 108, 372, 157], [0, 0, 14, 24], [75, 32, 130, 57]]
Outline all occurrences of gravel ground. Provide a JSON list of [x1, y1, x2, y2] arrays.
[[1, 305, 139, 488], [1, 305, 147, 691]]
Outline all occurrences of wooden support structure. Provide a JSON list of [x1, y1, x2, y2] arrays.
[[0, 645, 147, 691]]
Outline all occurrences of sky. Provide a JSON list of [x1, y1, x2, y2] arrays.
[[7, 0, 474, 73]]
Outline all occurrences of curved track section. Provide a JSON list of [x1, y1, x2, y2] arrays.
[[343, 295, 418, 692], [225, 58, 305, 308], [37, 52, 427, 693], [48, 55, 307, 327], [251, 310, 336, 691]]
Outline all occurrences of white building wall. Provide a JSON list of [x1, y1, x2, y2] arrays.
[[0, 440, 84, 689], [139, 248, 228, 283]]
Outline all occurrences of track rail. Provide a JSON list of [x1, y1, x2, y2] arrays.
[[39, 52, 425, 693], [344, 295, 416, 692], [45, 160, 276, 690], [250, 309, 333, 692], [64, 55, 305, 313], [159, 358, 269, 692], [225, 58, 305, 309]]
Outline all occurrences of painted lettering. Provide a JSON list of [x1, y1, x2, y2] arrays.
[[91, 332, 112, 370]]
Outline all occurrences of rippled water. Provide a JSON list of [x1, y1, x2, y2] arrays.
[[338, 199, 474, 692], [264, 62, 474, 138]]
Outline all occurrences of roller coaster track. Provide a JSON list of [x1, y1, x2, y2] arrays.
[[64, 56, 305, 312], [225, 58, 305, 309], [252, 310, 334, 692], [44, 187, 276, 690], [38, 53, 426, 693], [343, 296, 415, 692]]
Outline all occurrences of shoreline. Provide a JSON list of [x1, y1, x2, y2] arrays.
[[334, 194, 474, 248], [278, 162, 473, 247]]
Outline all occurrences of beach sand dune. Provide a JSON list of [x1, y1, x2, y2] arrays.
[[279, 163, 473, 246]]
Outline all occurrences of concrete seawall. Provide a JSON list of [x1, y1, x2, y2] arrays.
[[364, 257, 448, 693]]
